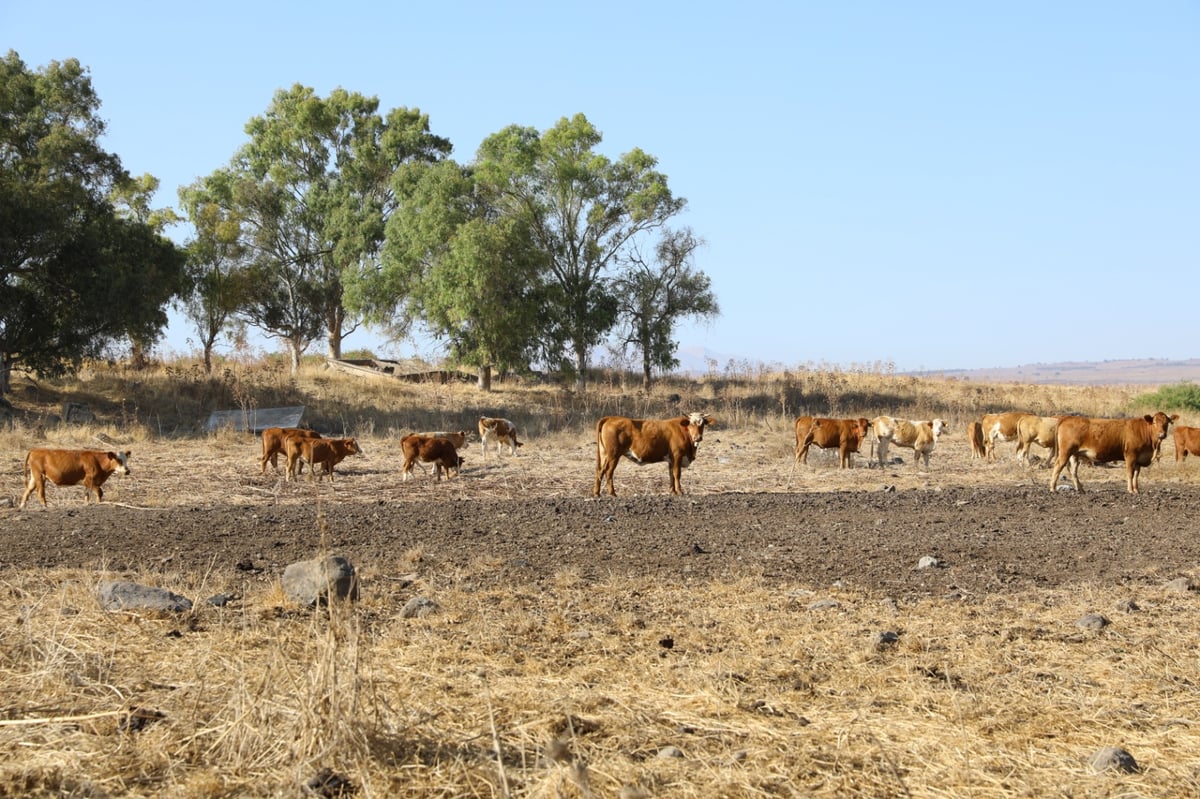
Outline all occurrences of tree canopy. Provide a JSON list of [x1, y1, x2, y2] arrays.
[[0, 51, 186, 393]]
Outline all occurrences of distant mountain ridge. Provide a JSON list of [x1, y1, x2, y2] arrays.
[[913, 358, 1200, 385]]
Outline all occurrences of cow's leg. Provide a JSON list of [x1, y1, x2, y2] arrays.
[[1049, 452, 1071, 492], [1127, 459, 1140, 494], [668, 459, 683, 494], [20, 471, 43, 508], [876, 439, 889, 468]]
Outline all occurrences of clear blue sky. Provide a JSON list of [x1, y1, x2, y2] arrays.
[[7, 2, 1198, 372]]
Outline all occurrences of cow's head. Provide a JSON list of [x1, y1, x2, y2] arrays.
[[345, 438, 363, 456], [110, 450, 132, 476], [684, 412, 715, 444], [855, 418, 871, 437], [1149, 412, 1179, 440], [931, 419, 948, 438]]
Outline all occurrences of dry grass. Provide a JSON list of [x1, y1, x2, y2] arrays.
[[0, 360, 1198, 796]]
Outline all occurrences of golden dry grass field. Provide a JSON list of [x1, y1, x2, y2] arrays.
[[1, 360, 1199, 797]]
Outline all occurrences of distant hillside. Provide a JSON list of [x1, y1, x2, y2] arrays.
[[913, 358, 1200, 386]]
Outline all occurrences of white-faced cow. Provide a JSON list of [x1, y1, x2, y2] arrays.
[[478, 417, 522, 459], [593, 412, 715, 496], [21, 448, 131, 508], [794, 416, 870, 469], [1173, 425, 1200, 462], [1049, 412, 1178, 493], [870, 417, 948, 469], [981, 412, 1036, 463], [261, 427, 321, 474], [401, 434, 465, 481]]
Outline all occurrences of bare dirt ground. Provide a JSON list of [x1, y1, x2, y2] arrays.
[[5, 426, 1200, 599]]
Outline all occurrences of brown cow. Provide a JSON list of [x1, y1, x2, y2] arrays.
[[967, 421, 987, 460], [870, 417, 948, 469], [416, 430, 471, 450], [1016, 415, 1059, 467], [1049, 412, 1178, 493], [21, 448, 131, 508], [593, 412, 715, 496], [261, 427, 320, 474], [400, 434, 465, 481], [287, 437, 361, 482], [794, 416, 870, 469], [479, 416, 522, 459], [981, 412, 1036, 463], [1174, 425, 1200, 462]]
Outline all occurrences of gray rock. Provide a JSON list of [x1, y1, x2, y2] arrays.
[[657, 745, 684, 759], [1164, 576, 1194, 594], [401, 596, 438, 618], [1088, 746, 1139, 774], [872, 630, 901, 649], [1115, 598, 1140, 613], [1076, 614, 1109, 631], [98, 581, 193, 613], [917, 555, 940, 569], [281, 555, 358, 607], [807, 599, 841, 612]]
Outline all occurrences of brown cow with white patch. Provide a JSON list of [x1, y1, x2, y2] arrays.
[[593, 412, 715, 496], [21, 448, 131, 508], [1173, 425, 1200, 462], [870, 417, 948, 469], [967, 421, 987, 460], [416, 430, 471, 450], [478, 416, 522, 459], [261, 427, 321, 474], [1016, 415, 1059, 467], [794, 416, 870, 469], [1049, 412, 1177, 493], [981, 412, 1036, 463], [400, 434, 465, 481], [287, 437, 361, 482]]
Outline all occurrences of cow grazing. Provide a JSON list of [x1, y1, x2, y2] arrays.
[[1173, 425, 1200, 462], [1016, 415, 1060, 467], [400, 434, 465, 481], [1049, 412, 1178, 493], [288, 437, 361, 482], [870, 417, 948, 469], [967, 421, 987, 460], [981, 412, 1035, 463], [593, 412, 715, 496], [261, 427, 321, 474], [794, 416, 870, 469], [21, 448, 131, 508], [479, 416, 522, 459]]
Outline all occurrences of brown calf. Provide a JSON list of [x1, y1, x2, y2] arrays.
[[287, 437, 361, 482], [261, 427, 320, 474], [794, 416, 870, 469], [479, 416, 522, 459], [400, 434, 464, 481], [21, 448, 131, 508]]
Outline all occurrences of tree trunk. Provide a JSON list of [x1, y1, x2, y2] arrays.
[[574, 347, 588, 392], [327, 329, 342, 360], [477, 364, 492, 392], [642, 350, 653, 392], [0, 352, 11, 396], [203, 345, 214, 375], [288, 339, 303, 375]]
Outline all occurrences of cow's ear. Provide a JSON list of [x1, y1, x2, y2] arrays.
[[1143, 415, 1154, 423], [1172, 414, 1181, 422], [705, 415, 716, 426]]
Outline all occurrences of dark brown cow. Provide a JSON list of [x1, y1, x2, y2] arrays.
[[261, 427, 320, 474], [1050, 412, 1178, 493], [1173, 425, 1200, 462], [287, 437, 361, 482], [794, 416, 870, 469], [479, 416, 522, 459], [400, 434, 464, 481], [593, 412, 715, 496], [21, 448, 131, 508], [967, 421, 987, 460]]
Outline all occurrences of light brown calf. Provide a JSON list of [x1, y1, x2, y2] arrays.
[[261, 427, 320, 474], [400, 434, 464, 481], [21, 448, 131, 508]]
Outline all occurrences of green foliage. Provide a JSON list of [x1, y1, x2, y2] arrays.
[[1132, 382, 1200, 413], [0, 51, 187, 393]]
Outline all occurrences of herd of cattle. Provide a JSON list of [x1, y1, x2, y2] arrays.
[[13, 407, 1198, 508]]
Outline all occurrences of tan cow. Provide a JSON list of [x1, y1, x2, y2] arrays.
[[479, 416, 522, 459], [287, 437, 361, 482], [794, 416, 870, 469], [870, 417, 948, 469], [967, 421, 987, 460], [1173, 425, 1200, 462], [1049, 412, 1177, 493], [981, 412, 1036, 463], [1015, 415, 1060, 467], [400, 434, 465, 481], [593, 412, 715, 496], [21, 448, 131, 508], [261, 427, 320, 474]]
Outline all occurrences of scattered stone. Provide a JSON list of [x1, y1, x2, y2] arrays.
[[1088, 746, 1139, 774], [1076, 614, 1109, 631], [400, 596, 438, 618], [872, 630, 901, 649], [281, 556, 358, 607], [1164, 576, 1194, 594], [917, 555, 940, 569], [1115, 598, 1140, 613], [658, 636, 675, 649], [807, 599, 841, 611], [657, 745, 684, 759], [98, 581, 193, 613], [304, 767, 354, 797], [206, 592, 238, 607]]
